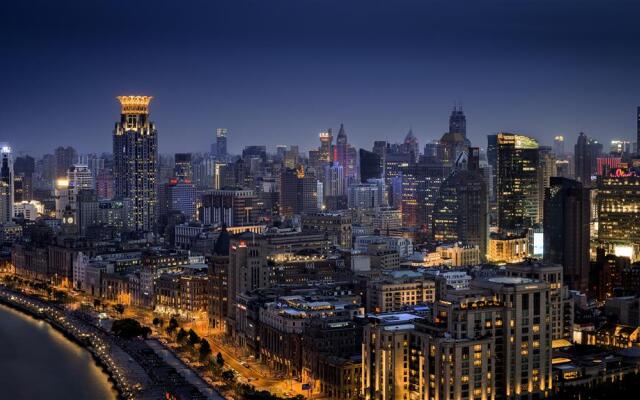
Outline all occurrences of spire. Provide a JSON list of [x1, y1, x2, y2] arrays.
[[337, 123, 346, 138]]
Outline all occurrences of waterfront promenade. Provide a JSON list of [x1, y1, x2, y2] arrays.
[[0, 286, 224, 400]]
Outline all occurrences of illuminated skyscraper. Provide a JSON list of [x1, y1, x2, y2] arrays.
[[0, 144, 14, 223], [113, 95, 158, 232], [496, 133, 540, 235], [574, 132, 592, 186], [319, 129, 333, 163], [597, 164, 640, 261], [553, 135, 565, 157]]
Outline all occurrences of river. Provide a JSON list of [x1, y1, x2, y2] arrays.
[[0, 304, 117, 400]]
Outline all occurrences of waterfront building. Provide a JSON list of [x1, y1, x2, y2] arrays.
[[0, 144, 14, 223]]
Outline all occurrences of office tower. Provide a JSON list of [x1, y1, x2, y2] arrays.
[[112, 95, 158, 232], [173, 153, 192, 181], [574, 132, 592, 186], [496, 133, 540, 235], [199, 189, 258, 226], [67, 164, 93, 191], [403, 129, 419, 162], [448, 104, 467, 138], [486, 134, 498, 201], [54, 178, 70, 219], [400, 162, 446, 229], [322, 162, 345, 198], [161, 178, 197, 221], [0, 145, 14, 224], [438, 130, 468, 167], [241, 145, 267, 162], [14, 155, 34, 201], [283, 145, 299, 169], [215, 128, 228, 157], [54, 146, 77, 179], [553, 135, 565, 157], [359, 149, 382, 183], [347, 181, 385, 209], [597, 164, 640, 261], [335, 123, 347, 168], [610, 139, 632, 156], [538, 146, 557, 220], [76, 189, 98, 235], [587, 138, 602, 174], [544, 177, 590, 292], [319, 130, 333, 163], [96, 168, 114, 199], [432, 147, 488, 256], [279, 166, 319, 216]]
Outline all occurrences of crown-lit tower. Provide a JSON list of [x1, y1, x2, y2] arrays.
[[113, 95, 158, 232], [319, 129, 333, 163]]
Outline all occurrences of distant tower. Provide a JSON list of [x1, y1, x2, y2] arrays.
[[54, 146, 77, 179], [174, 153, 192, 181], [216, 128, 228, 157], [113, 95, 158, 232], [319, 129, 333, 163], [335, 124, 348, 167], [637, 106, 640, 157], [553, 135, 565, 158], [449, 105, 467, 138], [574, 132, 591, 187], [0, 145, 14, 223], [403, 129, 419, 162]]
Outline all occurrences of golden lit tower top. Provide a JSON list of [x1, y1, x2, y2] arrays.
[[116, 95, 153, 115]]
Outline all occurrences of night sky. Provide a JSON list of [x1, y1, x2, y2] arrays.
[[1, 0, 640, 156]]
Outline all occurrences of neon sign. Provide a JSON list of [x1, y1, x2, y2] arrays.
[[611, 168, 636, 177]]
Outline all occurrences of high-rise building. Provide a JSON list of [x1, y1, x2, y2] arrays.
[[335, 124, 348, 168], [496, 133, 540, 235], [486, 134, 498, 201], [432, 148, 488, 256], [14, 155, 34, 201], [161, 178, 197, 221], [448, 105, 467, 138], [359, 149, 382, 183], [610, 139, 632, 156], [538, 146, 557, 220], [597, 164, 640, 261], [322, 162, 345, 198], [112, 95, 158, 232], [400, 162, 446, 230], [553, 135, 565, 157], [279, 166, 319, 216], [174, 153, 192, 181], [215, 128, 228, 157], [574, 132, 592, 186], [0, 145, 14, 224], [544, 177, 590, 292], [403, 129, 419, 163], [319, 130, 333, 163], [54, 146, 77, 179], [96, 168, 114, 199], [199, 189, 258, 226]]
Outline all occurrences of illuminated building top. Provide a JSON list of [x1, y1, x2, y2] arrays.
[[497, 132, 539, 149], [116, 95, 153, 115], [554, 135, 564, 141]]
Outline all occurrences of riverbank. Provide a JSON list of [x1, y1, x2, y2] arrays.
[[0, 288, 134, 399]]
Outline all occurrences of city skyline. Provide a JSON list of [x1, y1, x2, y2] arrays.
[[2, 0, 640, 154]]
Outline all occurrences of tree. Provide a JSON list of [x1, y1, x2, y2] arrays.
[[111, 318, 144, 339], [199, 338, 212, 361], [216, 352, 225, 367], [221, 370, 235, 383], [176, 328, 188, 344], [140, 326, 152, 339], [187, 329, 200, 348], [113, 303, 125, 316], [166, 317, 179, 335]]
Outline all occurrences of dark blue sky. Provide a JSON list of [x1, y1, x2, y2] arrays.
[[1, 0, 639, 156]]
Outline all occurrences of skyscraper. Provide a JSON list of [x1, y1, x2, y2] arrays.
[[574, 132, 591, 187], [496, 133, 540, 235], [335, 124, 347, 168], [174, 153, 192, 181], [637, 106, 640, 157], [54, 146, 77, 179], [544, 177, 590, 292], [432, 148, 488, 256], [215, 128, 228, 158], [319, 130, 333, 163], [486, 134, 498, 201], [0, 145, 14, 224], [448, 105, 467, 138], [553, 135, 565, 158], [113, 95, 158, 232], [359, 149, 382, 183]]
